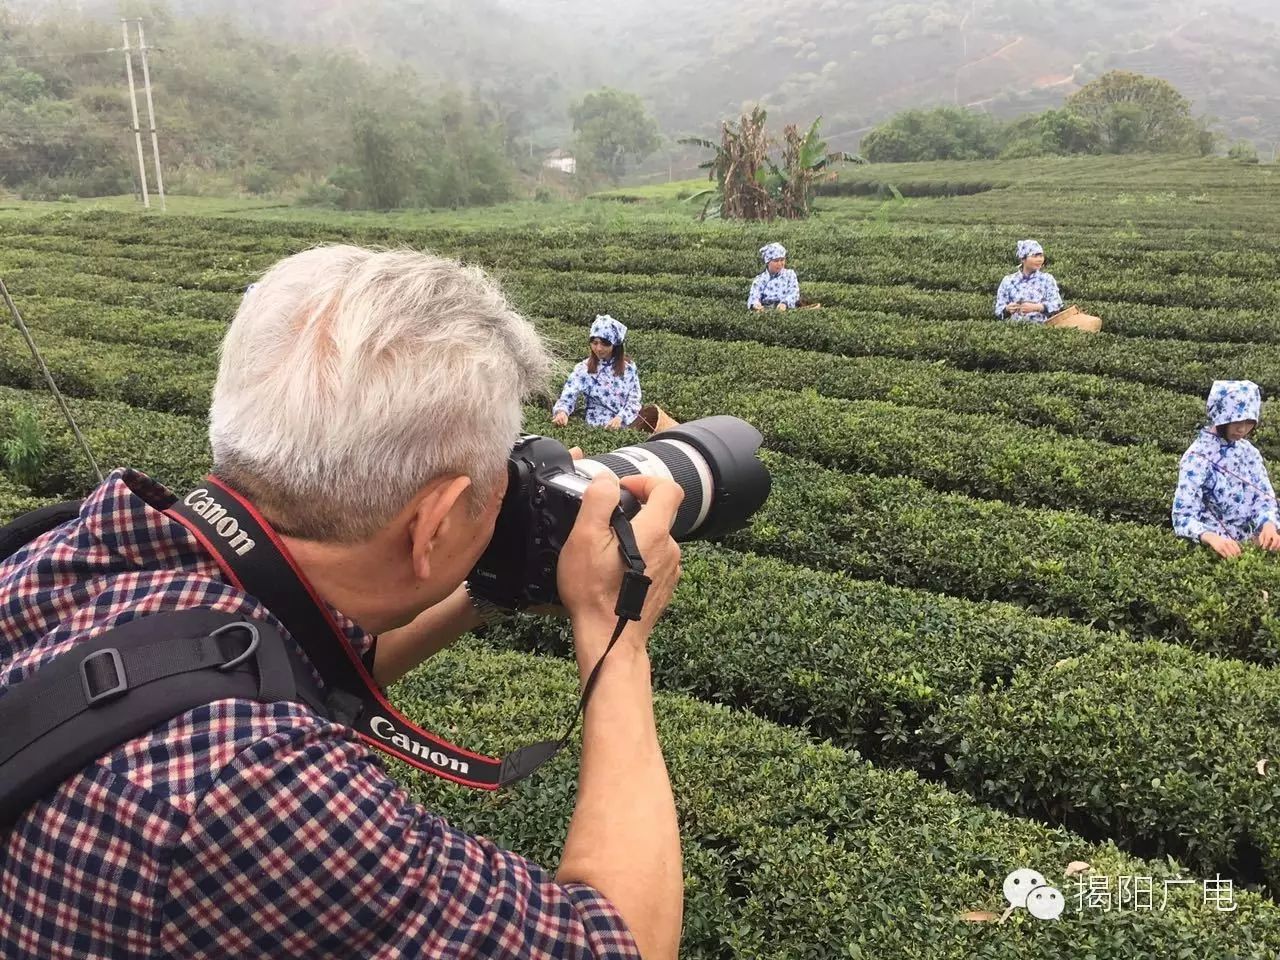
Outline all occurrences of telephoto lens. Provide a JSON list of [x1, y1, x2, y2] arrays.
[[570, 416, 770, 540], [468, 415, 771, 609]]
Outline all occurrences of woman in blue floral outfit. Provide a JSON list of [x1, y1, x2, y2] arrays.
[[748, 243, 801, 311], [1172, 379, 1280, 558], [995, 240, 1063, 324], [552, 315, 642, 431]]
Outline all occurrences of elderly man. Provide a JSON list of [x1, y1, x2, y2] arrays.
[[748, 242, 801, 311], [0, 247, 683, 959], [994, 239, 1063, 324]]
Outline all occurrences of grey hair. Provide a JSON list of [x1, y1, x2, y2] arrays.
[[209, 244, 550, 542]]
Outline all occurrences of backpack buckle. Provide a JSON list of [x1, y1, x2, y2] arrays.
[[80, 648, 128, 705], [211, 622, 261, 671]]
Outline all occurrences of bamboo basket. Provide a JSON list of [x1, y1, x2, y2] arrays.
[[629, 403, 680, 434], [1046, 304, 1102, 333], [629, 404, 680, 435]]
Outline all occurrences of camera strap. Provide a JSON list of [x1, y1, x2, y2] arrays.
[[166, 475, 649, 790]]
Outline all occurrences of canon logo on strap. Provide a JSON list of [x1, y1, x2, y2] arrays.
[[182, 488, 257, 556], [369, 715, 472, 775], [167, 476, 516, 789]]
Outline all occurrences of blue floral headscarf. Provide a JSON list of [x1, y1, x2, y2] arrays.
[[589, 314, 627, 344], [760, 242, 787, 264], [1206, 380, 1262, 428]]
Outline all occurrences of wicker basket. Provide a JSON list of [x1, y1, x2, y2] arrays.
[[1046, 304, 1102, 333], [629, 403, 680, 434]]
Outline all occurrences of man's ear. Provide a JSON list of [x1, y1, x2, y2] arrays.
[[409, 475, 473, 582]]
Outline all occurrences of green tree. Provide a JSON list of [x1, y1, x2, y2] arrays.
[[0, 6, 520, 208], [680, 106, 774, 221], [0, 407, 46, 490], [681, 109, 856, 221], [1000, 108, 1100, 159], [418, 94, 515, 208], [1228, 139, 1261, 164], [1065, 71, 1209, 154], [1035, 108, 1100, 154], [351, 108, 413, 209], [771, 117, 860, 219], [569, 87, 661, 182], [860, 107, 1003, 163]]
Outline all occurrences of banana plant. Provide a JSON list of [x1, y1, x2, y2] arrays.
[[769, 117, 863, 219], [679, 111, 861, 220], [678, 106, 773, 221]]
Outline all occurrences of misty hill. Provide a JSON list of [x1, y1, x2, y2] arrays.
[[521, 0, 1280, 151], [38, 0, 1280, 150], [0, 3, 530, 203]]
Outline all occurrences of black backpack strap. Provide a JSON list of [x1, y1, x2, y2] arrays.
[[0, 500, 83, 562], [0, 609, 328, 831]]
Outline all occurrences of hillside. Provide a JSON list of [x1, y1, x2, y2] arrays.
[[547, 0, 1280, 148], [28, 0, 1280, 149], [0, 4, 529, 203]]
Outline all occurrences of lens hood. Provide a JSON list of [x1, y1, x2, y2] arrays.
[[650, 415, 771, 540]]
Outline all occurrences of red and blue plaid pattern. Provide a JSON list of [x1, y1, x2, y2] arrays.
[[0, 469, 637, 959]]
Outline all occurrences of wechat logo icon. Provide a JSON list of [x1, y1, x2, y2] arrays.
[[1003, 868, 1064, 921]]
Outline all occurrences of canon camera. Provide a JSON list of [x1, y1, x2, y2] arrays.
[[468, 415, 771, 609]]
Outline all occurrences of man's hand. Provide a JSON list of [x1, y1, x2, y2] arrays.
[[605, 416, 623, 431], [1258, 522, 1280, 551], [1202, 531, 1243, 558], [556, 474, 682, 663], [552, 410, 569, 427], [554, 472, 685, 960]]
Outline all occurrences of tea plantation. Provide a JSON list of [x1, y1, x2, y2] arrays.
[[4, 156, 1280, 956]]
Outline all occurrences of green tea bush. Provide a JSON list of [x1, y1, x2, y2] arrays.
[[932, 642, 1280, 893], [538, 317, 1238, 456], [394, 642, 1280, 958], [0, 472, 46, 524], [644, 374, 1175, 524], [516, 287, 1280, 395]]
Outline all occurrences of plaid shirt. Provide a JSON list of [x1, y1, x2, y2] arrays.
[[0, 470, 638, 959]]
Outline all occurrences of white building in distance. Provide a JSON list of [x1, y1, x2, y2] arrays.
[[543, 149, 576, 175]]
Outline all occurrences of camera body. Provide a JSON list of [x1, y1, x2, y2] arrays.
[[468, 435, 639, 610], [468, 416, 770, 611]]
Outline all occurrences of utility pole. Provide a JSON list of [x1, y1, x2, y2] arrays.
[[134, 19, 166, 211], [121, 20, 150, 208]]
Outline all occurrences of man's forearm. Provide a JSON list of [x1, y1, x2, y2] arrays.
[[557, 630, 682, 960], [373, 585, 482, 686]]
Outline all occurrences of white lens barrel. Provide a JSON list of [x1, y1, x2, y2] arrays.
[[576, 439, 714, 534]]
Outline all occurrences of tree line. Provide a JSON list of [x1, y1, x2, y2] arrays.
[[859, 72, 1237, 163], [0, 5, 666, 208]]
